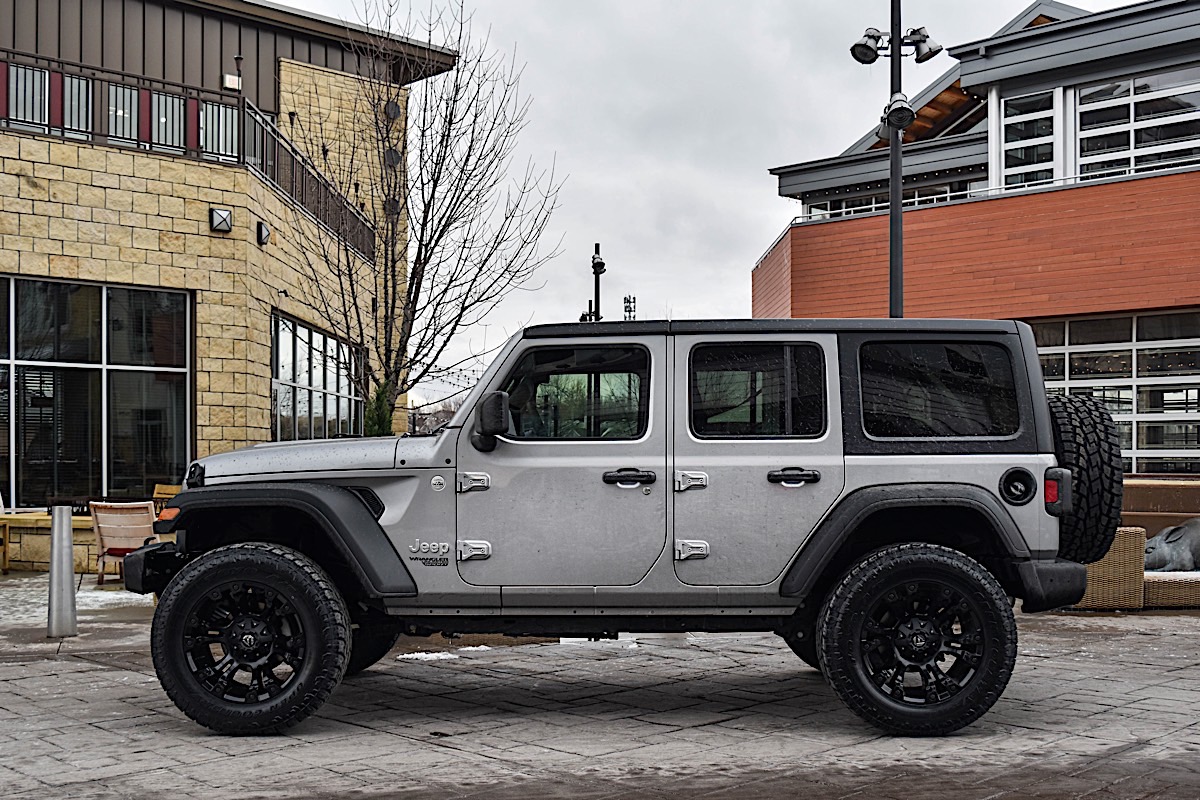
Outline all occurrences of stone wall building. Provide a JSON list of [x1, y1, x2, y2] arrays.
[[0, 0, 454, 527]]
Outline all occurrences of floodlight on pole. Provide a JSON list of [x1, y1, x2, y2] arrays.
[[849, 4, 939, 319], [909, 27, 944, 64], [850, 28, 884, 64], [883, 92, 917, 130]]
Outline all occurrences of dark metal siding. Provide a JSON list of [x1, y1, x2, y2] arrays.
[[952, 1, 1200, 91], [773, 133, 988, 199], [0, 0, 383, 114]]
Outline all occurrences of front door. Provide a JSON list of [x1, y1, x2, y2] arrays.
[[671, 334, 845, 587], [456, 336, 668, 587]]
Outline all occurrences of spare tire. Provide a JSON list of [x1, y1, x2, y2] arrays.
[[1046, 394, 1123, 564]]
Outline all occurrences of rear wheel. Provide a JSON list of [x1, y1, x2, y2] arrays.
[[1046, 394, 1123, 564], [818, 543, 1017, 736], [151, 543, 350, 734]]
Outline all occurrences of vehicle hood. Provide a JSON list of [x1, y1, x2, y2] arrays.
[[194, 434, 449, 482]]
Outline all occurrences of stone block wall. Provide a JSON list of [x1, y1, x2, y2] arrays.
[[1, 129, 376, 458]]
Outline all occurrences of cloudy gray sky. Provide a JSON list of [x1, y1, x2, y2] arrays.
[[289, 0, 1132, 400]]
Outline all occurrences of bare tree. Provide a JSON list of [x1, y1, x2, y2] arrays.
[[281, 0, 560, 434]]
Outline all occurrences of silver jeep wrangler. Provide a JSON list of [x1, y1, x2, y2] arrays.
[[127, 319, 1122, 736]]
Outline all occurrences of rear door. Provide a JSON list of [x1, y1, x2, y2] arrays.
[[671, 334, 845, 587]]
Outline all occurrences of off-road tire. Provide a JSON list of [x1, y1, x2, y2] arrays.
[[1047, 394, 1123, 564], [151, 542, 350, 735], [345, 624, 402, 677], [817, 543, 1017, 736]]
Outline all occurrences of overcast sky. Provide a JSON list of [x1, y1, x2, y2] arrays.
[[288, 0, 1133, 401]]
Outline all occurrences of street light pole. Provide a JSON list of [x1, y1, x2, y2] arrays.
[[851, 10, 941, 320], [889, 0, 903, 319]]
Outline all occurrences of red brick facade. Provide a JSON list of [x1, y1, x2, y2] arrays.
[[752, 171, 1200, 321]]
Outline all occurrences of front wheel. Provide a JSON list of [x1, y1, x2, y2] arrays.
[[817, 543, 1017, 736], [151, 543, 350, 734]]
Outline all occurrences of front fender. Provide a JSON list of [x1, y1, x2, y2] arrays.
[[155, 482, 416, 597]]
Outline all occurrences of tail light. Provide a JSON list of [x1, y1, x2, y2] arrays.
[[1044, 467, 1072, 516]]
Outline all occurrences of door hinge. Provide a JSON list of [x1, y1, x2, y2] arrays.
[[674, 540, 710, 560], [674, 471, 708, 492], [457, 540, 492, 561], [457, 472, 490, 493]]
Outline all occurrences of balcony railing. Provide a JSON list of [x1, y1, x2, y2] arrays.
[[0, 47, 374, 261], [794, 160, 1200, 226]]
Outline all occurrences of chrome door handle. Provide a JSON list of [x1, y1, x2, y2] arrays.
[[602, 469, 657, 488], [767, 468, 821, 487]]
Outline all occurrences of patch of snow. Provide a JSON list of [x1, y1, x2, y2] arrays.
[[397, 651, 459, 661], [457, 645, 491, 651]]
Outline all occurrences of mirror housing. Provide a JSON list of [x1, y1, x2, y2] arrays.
[[471, 391, 510, 452]]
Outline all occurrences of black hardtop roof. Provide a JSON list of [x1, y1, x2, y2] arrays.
[[524, 318, 1023, 338]]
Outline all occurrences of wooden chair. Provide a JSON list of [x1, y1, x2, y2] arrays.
[[152, 484, 183, 514], [90, 501, 158, 585]]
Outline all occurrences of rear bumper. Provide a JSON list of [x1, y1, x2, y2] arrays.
[[1016, 558, 1087, 612]]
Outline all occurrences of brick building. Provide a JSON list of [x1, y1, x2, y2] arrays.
[[753, 0, 1200, 475], [0, 0, 454, 510]]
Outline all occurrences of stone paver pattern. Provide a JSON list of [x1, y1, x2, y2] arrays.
[[1, 609, 1200, 798]]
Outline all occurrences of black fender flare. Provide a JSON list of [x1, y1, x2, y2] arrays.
[[779, 483, 1030, 599], [155, 482, 416, 597]]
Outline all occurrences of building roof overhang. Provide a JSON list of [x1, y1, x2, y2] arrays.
[[772, 1, 1090, 198], [771, 132, 987, 199], [949, 0, 1200, 92], [173, 0, 458, 82]]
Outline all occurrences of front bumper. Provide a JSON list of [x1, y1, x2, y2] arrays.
[[1017, 558, 1087, 612], [123, 541, 186, 595]]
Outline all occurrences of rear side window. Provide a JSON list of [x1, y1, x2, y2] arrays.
[[860, 342, 1019, 438], [500, 346, 649, 439], [690, 344, 825, 438]]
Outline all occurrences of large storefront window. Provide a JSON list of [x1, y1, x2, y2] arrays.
[[0, 278, 190, 507], [1030, 309, 1200, 475], [271, 315, 364, 441]]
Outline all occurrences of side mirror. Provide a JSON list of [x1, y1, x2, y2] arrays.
[[471, 391, 510, 452]]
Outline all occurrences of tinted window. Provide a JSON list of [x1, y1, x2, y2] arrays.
[[690, 344, 824, 438], [501, 346, 648, 440], [860, 342, 1019, 438]]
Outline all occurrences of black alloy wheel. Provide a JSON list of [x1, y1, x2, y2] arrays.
[[152, 542, 350, 734], [181, 580, 308, 703], [818, 543, 1017, 736]]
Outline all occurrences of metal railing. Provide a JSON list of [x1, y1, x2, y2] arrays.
[[0, 46, 375, 261], [243, 103, 375, 260], [792, 159, 1200, 226]]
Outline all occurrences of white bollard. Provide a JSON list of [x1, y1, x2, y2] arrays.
[[47, 505, 78, 638]]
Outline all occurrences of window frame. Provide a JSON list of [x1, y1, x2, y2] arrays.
[[0, 276, 192, 508], [687, 341, 827, 441], [857, 339, 1024, 443], [1002, 90, 1058, 189], [270, 313, 364, 441], [495, 343, 653, 444], [1076, 63, 1200, 180]]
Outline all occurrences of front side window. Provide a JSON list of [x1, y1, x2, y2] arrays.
[[690, 344, 824, 438], [860, 342, 1019, 438], [500, 346, 648, 440]]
